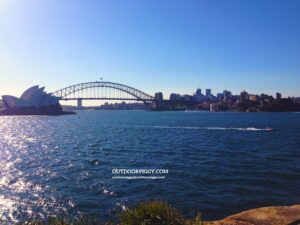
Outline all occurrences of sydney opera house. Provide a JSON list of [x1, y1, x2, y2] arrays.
[[0, 85, 75, 115]]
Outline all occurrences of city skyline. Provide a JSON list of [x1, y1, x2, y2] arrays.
[[2, 81, 297, 112], [1, 0, 300, 98]]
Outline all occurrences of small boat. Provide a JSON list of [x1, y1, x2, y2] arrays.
[[265, 127, 274, 131]]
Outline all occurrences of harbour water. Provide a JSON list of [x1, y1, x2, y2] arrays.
[[0, 111, 300, 223]]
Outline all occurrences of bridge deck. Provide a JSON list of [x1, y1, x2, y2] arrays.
[[61, 97, 154, 101]]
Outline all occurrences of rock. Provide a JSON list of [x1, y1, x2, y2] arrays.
[[205, 205, 300, 225]]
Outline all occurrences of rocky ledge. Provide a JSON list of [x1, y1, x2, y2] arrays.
[[205, 205, 300, 225]]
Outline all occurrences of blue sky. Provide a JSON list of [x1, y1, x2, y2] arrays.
[[1, 0, 300, 99]]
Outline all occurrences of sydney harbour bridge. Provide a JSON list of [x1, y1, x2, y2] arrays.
[[51, 81, 156, 107]]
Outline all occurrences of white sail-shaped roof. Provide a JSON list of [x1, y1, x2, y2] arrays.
[[2, 95, 19, 108], [2, 95, 28, 108], [40, 94, 52, 106], [2, 85, 60, 109], [26, 87, 45, 107], [20, 85, 40, 100]]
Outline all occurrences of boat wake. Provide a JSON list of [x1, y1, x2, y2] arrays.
[[129, 125, 273, 131]]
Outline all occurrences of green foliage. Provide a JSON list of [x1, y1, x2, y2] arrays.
[[119, 201, 184, 225], [186, 213, 204, 225], [119, 201, 203, 225]]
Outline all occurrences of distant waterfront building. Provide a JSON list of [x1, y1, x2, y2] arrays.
[[0, 85, 75, 115], [154, 92, 163, 101], [183, 94, 193, 102], [223, 90, 232, 102], [194, 88, 205, 102], [261, 93, 273, 101], [217, 93, 223, 101], [206, 89, 212, 98], [170, 93, 181, 101], [2, 85, 59, 108], [240, 90, 249, 101], [195, 88, 202, 95], [249, 94, 258, 102], [276, 92, 282, 101]]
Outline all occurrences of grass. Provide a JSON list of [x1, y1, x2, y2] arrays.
[[119, 201, 203, 225], [119, 201, 185, 225]]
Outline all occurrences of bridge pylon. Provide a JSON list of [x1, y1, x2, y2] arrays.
[[77, 98, 83, 108]]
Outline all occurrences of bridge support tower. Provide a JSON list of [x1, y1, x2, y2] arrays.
[[77, 98, 83, 108]]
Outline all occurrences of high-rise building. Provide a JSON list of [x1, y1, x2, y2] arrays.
[[194, 88, 205, 102], [183, 94, 193, 101], [240, 90, 249, 101], [195, 88, 202, 95], [154, 92, 163, 101], [261, 93, 272, 101], [276, 92, 282, 101], [223, 90, 232, 102], [206, 89, 212, 98], [217, 93, 223, 101], [170, 93, 181, 101], [249, 95, 258, 102]]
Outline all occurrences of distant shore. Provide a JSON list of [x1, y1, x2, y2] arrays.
[[62, 98, 300, 112]]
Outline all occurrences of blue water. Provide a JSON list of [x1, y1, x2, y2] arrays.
[[0, 111, 300, 223]]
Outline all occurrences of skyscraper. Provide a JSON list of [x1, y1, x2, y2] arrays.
[[206, 89, 212, 98], [276, 92, 282, 101], [240, 90, 249, 101], [195, 88, 202, 95], [223, 90, 232, 102], [154, 92, 163, 101]]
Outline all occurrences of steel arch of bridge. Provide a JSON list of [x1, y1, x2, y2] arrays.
[[51, 81, 155, 103]]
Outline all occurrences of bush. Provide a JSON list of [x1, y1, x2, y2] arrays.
[[119, 201, 203, 225], [186, 213, 204, 225]]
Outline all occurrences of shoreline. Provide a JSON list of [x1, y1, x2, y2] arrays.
[[6, 204, 299, 225], [205, 204, 300, 225], [0, 107, 76, 116]]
